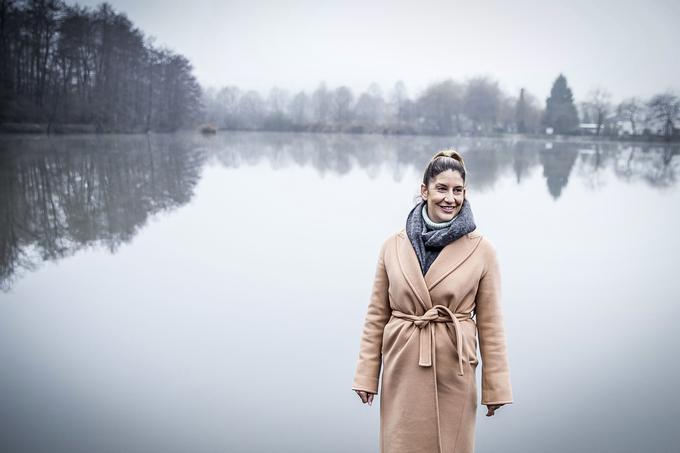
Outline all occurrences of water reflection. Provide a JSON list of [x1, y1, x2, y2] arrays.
[[0, 134, 207, 290], [1, 132, 680, 453], [1, 132, 678, 290]]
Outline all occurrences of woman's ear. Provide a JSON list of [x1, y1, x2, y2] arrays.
[[420, 183, 428, 201]]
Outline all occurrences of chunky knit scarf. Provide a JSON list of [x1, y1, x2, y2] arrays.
[[405, 199, 477, 275]]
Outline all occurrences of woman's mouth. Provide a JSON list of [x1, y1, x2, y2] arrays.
[[440, 205, 454, 214]]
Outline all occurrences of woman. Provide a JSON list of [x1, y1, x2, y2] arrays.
[[352, 149, 513, 453]]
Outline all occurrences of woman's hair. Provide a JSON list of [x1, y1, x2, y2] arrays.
[[422, 148, 467, 186]]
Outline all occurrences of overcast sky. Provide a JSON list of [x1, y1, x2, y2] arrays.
[[80, 0, 679, 103]]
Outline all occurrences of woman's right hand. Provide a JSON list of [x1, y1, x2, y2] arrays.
[[354, 390, 376, 405]]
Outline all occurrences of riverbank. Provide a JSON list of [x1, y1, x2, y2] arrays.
[[1, 122, 678, 145]]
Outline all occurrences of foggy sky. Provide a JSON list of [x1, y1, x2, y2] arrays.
[[79, 0, 679, 103]]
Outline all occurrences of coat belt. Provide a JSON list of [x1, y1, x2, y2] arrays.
[[391, 305, 473, 376]]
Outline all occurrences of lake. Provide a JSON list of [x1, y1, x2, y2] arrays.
[[1, 131, 679, 452]]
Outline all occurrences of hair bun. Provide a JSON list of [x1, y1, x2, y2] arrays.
[[431, 148, 465, 168]]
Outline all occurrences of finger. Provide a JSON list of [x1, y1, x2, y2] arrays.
[[355, 391, 367, 403], [368, 393, 374, 405], [360, 392, 369, 404]]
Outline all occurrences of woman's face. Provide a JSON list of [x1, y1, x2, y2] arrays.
[[420, 169, 466, 223]]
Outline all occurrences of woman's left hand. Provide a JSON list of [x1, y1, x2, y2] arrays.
[[485, 404, 505, 417]]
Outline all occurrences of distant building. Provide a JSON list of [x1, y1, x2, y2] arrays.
[[615, 120, 634, 135], [578, 123, 598, 134]]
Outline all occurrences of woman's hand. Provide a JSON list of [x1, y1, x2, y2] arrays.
[[485, 403, 506, 416], [354, 390, 376, 405]]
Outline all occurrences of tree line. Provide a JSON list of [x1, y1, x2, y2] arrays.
[[0, 0, 202, 132], [543, 74, 680, 139], [203, 75, 680, 140], [1, 1, 678, 140], [202, 78, 544, 136]]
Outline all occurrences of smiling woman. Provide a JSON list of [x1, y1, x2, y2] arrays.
[[352, 149, 513, 453], [421, 159, 467, 222]]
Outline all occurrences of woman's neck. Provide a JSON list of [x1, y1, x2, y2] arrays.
[[422, 203, 458, 230]]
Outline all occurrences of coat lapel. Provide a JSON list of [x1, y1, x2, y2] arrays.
[[396, 228, 484, 310], [424, 230, 483, 290], [396, 230, 432, 311]]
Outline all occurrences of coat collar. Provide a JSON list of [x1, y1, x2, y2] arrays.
[[395, 228, 483, 311]]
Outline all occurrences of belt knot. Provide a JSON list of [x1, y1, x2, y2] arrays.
[[391, 305, 472, 376], [413, 306, 441, 328]]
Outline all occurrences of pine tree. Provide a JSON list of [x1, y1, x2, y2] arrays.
[[516, 88, 527, 133], [544, 74, 579, 134]]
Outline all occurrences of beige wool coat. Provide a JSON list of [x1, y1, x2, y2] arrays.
[[352, 227, 513, 453]]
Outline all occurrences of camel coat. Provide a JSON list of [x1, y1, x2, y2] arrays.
[[352, 227, 513, 453]]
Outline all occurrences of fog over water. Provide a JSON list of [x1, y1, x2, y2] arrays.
[[1, 132, 679, 452]]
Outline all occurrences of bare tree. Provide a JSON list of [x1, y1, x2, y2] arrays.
[[616, 97, 644, 135], [288, 91, 310, 126], [215, 86, 241, 128], [238, 90, 265, 130], [355, 83, 386, 127], [288, 91, 309, 126], [648, 92, 680, 139], [311, 82, 331, 124], [267, 87, 290, 114], [416, 79, 462, 134], [390, 80, 408, 124], [585, 88, 612, 135], [463, 76, 500, 133], [331, 85, 353, 125], [0, 1, 202, 131]]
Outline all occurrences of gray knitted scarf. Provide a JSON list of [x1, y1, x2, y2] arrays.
[[405, 199, 477, 275]]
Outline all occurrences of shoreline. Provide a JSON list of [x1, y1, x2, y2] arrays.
[[0, 123, 678, 146]]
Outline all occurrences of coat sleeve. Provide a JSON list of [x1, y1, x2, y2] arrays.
[[351, 238, 392, 394], [475, 239, 514, 405]]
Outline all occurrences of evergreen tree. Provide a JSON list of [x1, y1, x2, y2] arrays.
[[543, 74, 579, 134], [516, 88, 527, 133]]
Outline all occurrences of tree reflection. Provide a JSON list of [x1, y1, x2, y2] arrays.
[[1, 132, 678, 290], [0, 134, 206, 290]]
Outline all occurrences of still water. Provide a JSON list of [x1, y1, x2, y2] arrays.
[[1, 132, 679, 452]]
